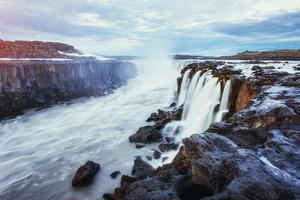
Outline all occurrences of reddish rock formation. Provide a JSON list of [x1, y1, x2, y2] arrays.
[[235, 81, 257, 112], [0, 40, 81, 58], [220, 49, 300, 61]]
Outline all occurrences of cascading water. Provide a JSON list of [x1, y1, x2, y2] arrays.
[[177, 69, 192, 106], [182, 71, 201, 119], [182, 77, 221, 137], [215, 80, 231, 122], [177, 69, 231, 139], [0, 58, 178, 200], [182, 71, 206, 120]]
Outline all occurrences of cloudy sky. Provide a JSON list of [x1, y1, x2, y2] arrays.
[[0, 0, 300, 55]]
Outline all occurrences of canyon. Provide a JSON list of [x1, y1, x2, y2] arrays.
[[0, 41, 137, 119], [0, 40, 299, 200]]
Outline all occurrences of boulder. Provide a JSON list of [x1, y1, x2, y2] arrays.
[[103, 193, 115, 200], [131, 157, 155, 178], [129, 126, 161, 144], [158, 142, 180, 152], [110, 171, 121, 179], [72, 161, 100, 187], [153, 150, 161, 159]]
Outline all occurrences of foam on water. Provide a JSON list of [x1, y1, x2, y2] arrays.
[[0, 59, 178, 200]]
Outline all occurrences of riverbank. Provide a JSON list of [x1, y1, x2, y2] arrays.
[[113, 60, 300, 200], [0, 41, 137, 119]]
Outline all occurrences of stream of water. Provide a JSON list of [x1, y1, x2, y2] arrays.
[[1, 59, 299, 200], [0, 59, 178, 200]]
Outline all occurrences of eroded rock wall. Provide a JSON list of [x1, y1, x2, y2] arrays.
[[0, 60, 137, 118]]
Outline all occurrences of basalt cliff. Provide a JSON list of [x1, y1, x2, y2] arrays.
[[0, 40, 137, 119], [108, 61, 300, 200]]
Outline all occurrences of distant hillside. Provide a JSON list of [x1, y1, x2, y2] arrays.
[[173, 55, 215, 60], [0, 40, 82, 58], [220, 49, 300, 60]]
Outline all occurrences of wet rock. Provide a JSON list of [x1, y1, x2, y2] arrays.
[[146, 110, 165, 122], [114, 175, 137, 200], [169, 102, 176, 107], [129, 126, 161, 144], [158, 142, 180, 152], [121, 133, 296, 200], [135, 143, 145, 149], [145, 156, 153, 161], [131, 157, 155, 178], [162, 157, 169, 163], [235, 81, 258, 112], [103, 193, 115, 200], [252, 65, 263, 71], [146, 108, 182, 123], [153, 150, 161, 159], [72, 161, 100, 187], [165, 136, 175, 143], [122, 177, 179, 200], [119, 60, 300, 200], [293, 66, 300, 71], [110, 171, 121, 179], [208, 122, 232, 134]]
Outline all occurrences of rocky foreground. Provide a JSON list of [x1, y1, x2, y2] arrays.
[[108, 61, 300, 200], [0, 40, 137, 119]]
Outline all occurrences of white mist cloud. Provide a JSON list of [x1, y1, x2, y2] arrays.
[[0, 0, 299, 55]]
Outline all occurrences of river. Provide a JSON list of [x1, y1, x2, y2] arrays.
[[0, 58, 179, 200]]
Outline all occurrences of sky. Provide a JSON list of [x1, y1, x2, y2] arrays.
[[0, 0, 300, 56]]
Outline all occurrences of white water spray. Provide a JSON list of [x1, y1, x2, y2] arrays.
[[177, 69, 231, 139], [216, 80, 231, 122], [177, 69, 192, 106]]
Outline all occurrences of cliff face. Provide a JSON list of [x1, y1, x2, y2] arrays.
[[0, 59, 137, 118]]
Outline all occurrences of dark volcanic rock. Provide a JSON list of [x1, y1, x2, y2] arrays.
[[110, 171, 121, 179], [117, 64, 300, 200], [72, 161, 100, 187], [135, 143, 145, 149], [119, 133, 297, 200], [129, 125, 162, 144], [146, 108, 183, 123], [103, 193, 115, 200], [0, 58, 137, 120], [145, 156, 153, 161], [153, 150, 161, 159], [158, 141, 180, 152], [131, 157, 155, 178], [129, 107, 183, 144]]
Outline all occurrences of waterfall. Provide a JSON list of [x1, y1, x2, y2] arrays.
[[182, 71, 201, 119], [216, 80, 231, 122], [177, 69, 192, 106], [176, 69, 231, 139], [182, 73, 207, 119], [182, 77, 221, 137]]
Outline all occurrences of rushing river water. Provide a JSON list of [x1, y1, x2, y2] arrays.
[[1, 58, 299, 200], [0, 58, 178, 200]]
